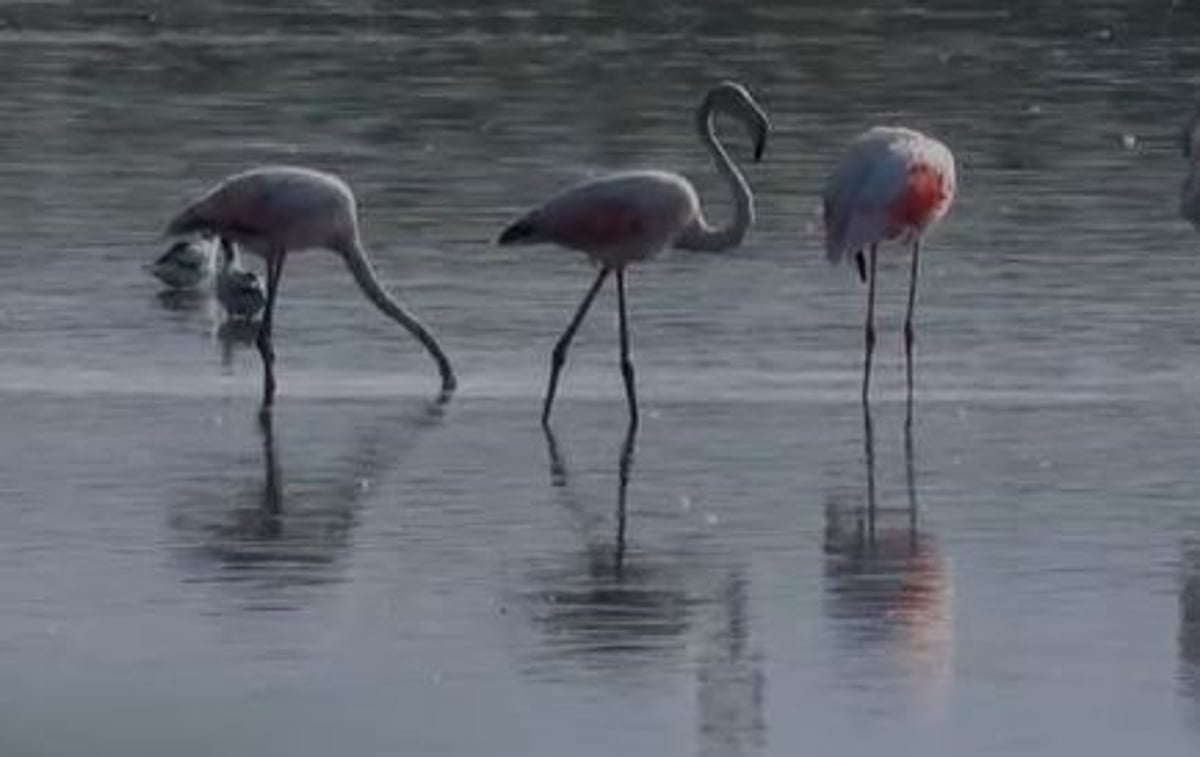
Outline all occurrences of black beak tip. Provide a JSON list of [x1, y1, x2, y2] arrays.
[[753, 135, 766, 162]]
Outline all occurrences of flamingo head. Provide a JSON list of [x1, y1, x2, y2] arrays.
[[702, 81, 770, 162]]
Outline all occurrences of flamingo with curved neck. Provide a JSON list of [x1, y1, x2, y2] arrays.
[[498, 81, 770, 428], [166, 165, 456, 411]]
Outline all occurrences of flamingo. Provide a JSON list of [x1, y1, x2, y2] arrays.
[[823, 126, 956, 423], [146, 236, 215, 290], [497, 81, 770, 428], [214, 237, 266, 319], [166, 166, 456, 409]]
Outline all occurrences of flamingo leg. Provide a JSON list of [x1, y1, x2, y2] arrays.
[[904, 239, 921, 428], [616, 268, 638, 430], [257, 252, 286, 412], [861, 244, 878, 407], [543, 268, 610, 427], [258, 410, 282, 516], [614, 418, 637, 578]]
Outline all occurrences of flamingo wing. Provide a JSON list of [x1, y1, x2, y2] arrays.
[[822, 135, 907, 264], [498, 171, 695, 257], [167, 167, 354, 244]]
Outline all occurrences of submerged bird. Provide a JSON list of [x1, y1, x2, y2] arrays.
[[215, 237, 265, 319], [146, 236, 214, 290], [498, 81, 770, 428], [166, 165, 456, 409], [823, 126, 956, 424]]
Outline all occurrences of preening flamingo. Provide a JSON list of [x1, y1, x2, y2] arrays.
[[498, 81, 770, 428], [823, 126, 956, 423], [166, 166, 456, 409]]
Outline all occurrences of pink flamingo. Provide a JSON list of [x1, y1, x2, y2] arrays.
[[823, 127, 956, 423], [166, 166, 456, 410], [498, 81, 770, 428]]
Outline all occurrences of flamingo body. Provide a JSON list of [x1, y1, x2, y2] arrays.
[[823, 126, 956, 422], [823, 127, 955, 267], [499, 170, 700, 268], [167, 165, 455, 408], [168, 166, 358, 258]]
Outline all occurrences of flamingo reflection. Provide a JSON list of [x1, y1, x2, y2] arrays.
[[823, 408, 953, 705]]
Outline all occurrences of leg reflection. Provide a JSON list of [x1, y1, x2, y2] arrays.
[[542, 420, 638, 573], [823, 407, 952, 706], [259, 411, 282, 517], [169, 399, 446, 610], [526, 420, 691, 670], [1179, 539, 1200, 709]]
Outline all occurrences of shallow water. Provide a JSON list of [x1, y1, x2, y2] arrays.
[[3, 1, 1200, 755]]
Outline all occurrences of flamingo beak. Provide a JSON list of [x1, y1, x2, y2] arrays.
[[754, 129, 767, 162], [855, 251, 867, 283]]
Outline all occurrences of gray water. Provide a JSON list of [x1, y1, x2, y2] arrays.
[[3, 1, 1200, 754]]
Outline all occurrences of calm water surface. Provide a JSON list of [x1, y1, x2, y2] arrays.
[[3, 1, 1200, 755]]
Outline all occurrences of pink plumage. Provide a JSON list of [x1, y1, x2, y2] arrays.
[[166, 165, 456, 407], [821, 126, 956, 421], [822, 127, 956, 268], [496, 82, 770, 427], [167, 165, 359, 255], [498, 170, 701, 268]]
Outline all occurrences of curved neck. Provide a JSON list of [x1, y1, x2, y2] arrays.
[[336, 235, 457, 397], [675, 101, 754, 252]]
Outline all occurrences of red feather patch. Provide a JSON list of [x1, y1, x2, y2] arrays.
[[561, 202, 644, 247], [887, 164, 946, 235]]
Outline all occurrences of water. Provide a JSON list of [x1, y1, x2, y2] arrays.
[[2, 1, 1200, 754]]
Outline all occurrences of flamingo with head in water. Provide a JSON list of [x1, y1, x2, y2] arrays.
[[146, 236, 215, 290], [498, 81, 770, 428], [823, 126, 956, 424], [166, 166, 456, 410]]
